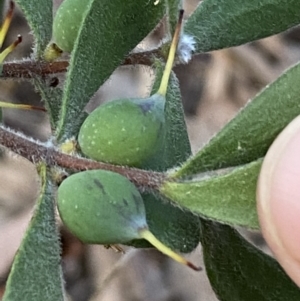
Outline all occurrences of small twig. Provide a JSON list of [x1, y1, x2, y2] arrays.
[[1, 48, 163, 79], [0, 125, 166, 190], [1, 59, 68, 78]]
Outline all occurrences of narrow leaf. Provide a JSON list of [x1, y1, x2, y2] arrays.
[[3, 164, 64, 301], [161, 159, 262, 229], [164, 71, 191, 166], [184, 0, 300, 53], [56, 0, 165, 142], [201, 220, 300, 301], [174, 61, 300, 178], [33, 77, 64, 130], [14, 0, 52, 57]]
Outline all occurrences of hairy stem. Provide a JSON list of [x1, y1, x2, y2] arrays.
[[0, 125, 166, 190], [1, 48, 162, 79]]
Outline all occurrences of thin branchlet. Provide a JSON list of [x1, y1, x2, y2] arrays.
[[0, 125, 166, 190], [0, 34, 195, 79], [0, 48, 162, 80]]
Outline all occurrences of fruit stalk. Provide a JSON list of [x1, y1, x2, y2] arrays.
[[156, 9, 184, 97], [0, 101, 46, 112], [0, 1, 14, 48], [139, 228, 202, 271]]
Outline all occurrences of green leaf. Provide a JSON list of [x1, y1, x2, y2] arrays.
[[33, 77, 63, 129], [164, 71, 191, 166], [161, 159, 262, 229], [174, 61, 300, 178], [2, 165, 64, 301], [184, 0, 300, 53], [14, 0, 53, 58], [201, 220, 300, 301], [131, 64, 200, 253], [56, 0, 165, 142]]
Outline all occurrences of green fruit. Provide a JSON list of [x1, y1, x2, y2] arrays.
[[57, 169, 147, 244], [57, 169, 200, 270], [52, 0, 88, 53], [77, 10, 184, 166], [78, 94, 165, 166]]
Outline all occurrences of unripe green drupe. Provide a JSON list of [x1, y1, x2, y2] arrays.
[[44, 0, 88, 60], [78, 94, 165, 166], [57, 169, 147, 244], [52, 0, 87, 53], [78, 11, 184, 166], [57, 169, 200, 271]]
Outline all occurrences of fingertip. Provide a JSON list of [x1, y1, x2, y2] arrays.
[[257, 115, 300, 287]]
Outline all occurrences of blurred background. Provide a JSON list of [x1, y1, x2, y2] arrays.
[[1, 0, 300, 300]]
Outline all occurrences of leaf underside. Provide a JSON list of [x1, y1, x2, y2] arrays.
[[33, 77, 63, 129], [175, 61, 300, 178], [161, 159, 262, 229], [185, 0, 300, 53], [201, 220, 300, 301], [2, 166, 64, 301], [15, 0, 53, 57]]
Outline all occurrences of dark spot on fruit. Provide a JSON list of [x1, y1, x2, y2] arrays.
[[93, 179, 106, 194], [123, 198, 129, 207], [156, 122, 164, 139], [138, 100, 154, 114], [159, 122, 163, 131], [132, 193, 142, 213], [113, 202, 130, 222]]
